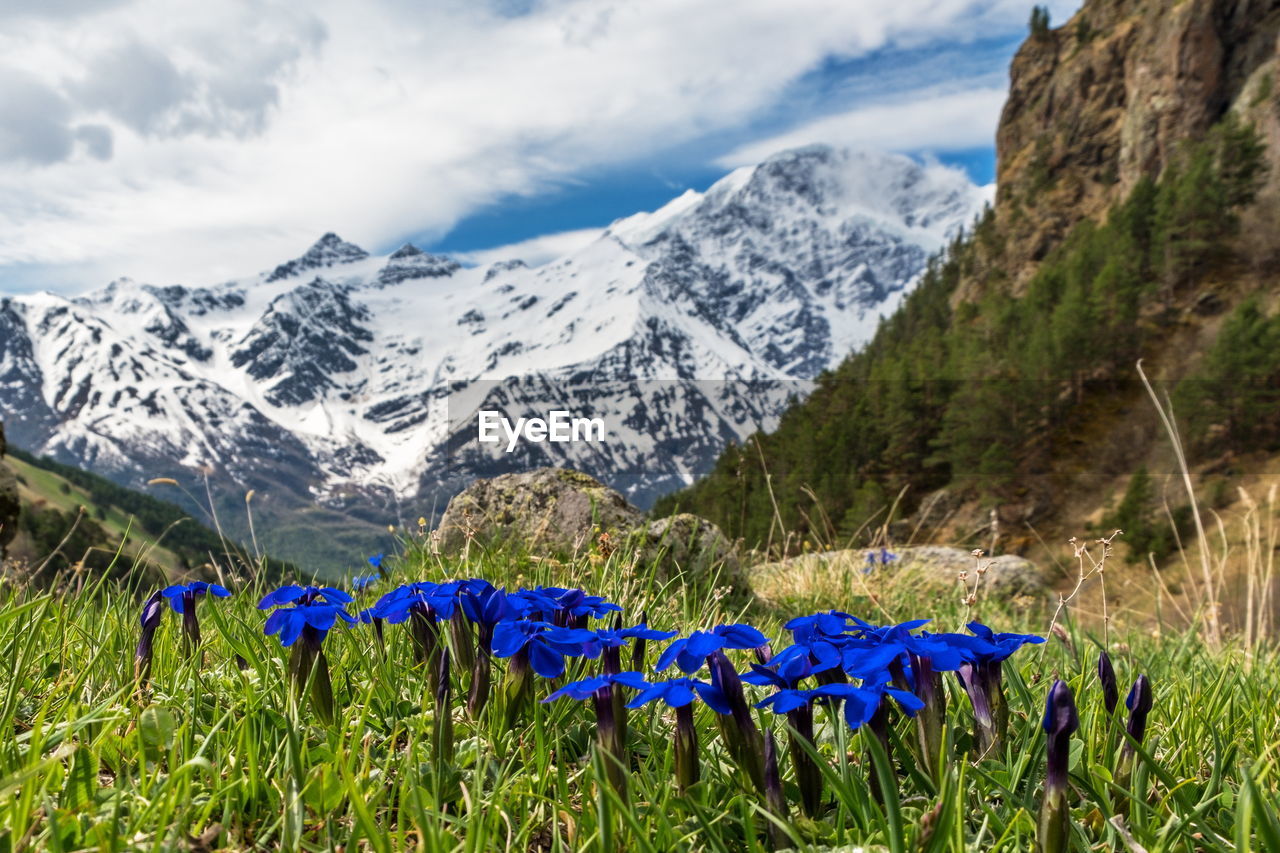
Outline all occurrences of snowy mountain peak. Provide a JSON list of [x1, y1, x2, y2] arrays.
[[266, 232, 370, 282], [0, 145, 989, 568], [377, 243, 460, 286]]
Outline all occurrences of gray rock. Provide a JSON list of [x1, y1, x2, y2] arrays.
[[635, 513, 746, 594], [436, 468, 644, 555], [892, 546, 1046, 596]]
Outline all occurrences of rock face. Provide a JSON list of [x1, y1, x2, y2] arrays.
[[436, 468, 644, 555], [984, 0, 1280, 293]]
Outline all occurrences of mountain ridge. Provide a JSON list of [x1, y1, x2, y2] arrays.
[[0, 145, 987, 569]]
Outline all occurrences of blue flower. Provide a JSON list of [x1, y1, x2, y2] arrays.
[[838, 680, 925, 729], [264, 602, 357, 647], [258, 585, 352, 609], [542, 672, 649, 702], [491, 619, 586, 678], [556, 588, 623, 620], [503, 587, 563, 620], [370, 582, 444, 622], [655, 624, 770, 674], [626, 677, 732, 713], [554, 624, 678, 659], [161, 581, 231, 613], [784, 611, 856, 644], [134, 590, 165, 684], [755, 683, 866, 715], [864, 547, 897, 571], [748, 641, 842, 688], [351, 575, 379, 591], [460, 582, 512, 626], [962, 621, 1045, 662], [368, 553, 385, 569]]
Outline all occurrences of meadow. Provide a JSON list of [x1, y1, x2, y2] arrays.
[[1, 532, 1278, 852]]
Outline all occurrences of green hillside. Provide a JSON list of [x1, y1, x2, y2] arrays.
[[656, 116, 1274, 557], [2, 444, 249, 584]]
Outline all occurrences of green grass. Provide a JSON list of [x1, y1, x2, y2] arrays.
[[1, 538, 1278, 852]]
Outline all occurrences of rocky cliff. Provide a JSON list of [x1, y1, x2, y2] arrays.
[[978, 0, 1280, 294]]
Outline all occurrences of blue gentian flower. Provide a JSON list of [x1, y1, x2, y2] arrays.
[[555, 624, 678, 660], [370, 581, 453, 621], [264, 603, 358, 647], [707, 650, 767, 795], [628, 676, 721, 792], [784, 611, 856, 644], [949, 621, 1044, 754], [746, 642, 840, 688], [626, 677, 731, 713], [258, 585, 351, 609], [491, 619, 587, 678], [459, 581, 510, 716], [556, 588, 623, 621], [161, 581, 231, 613], [963, 622, 1046, 661], [162, 581, 231, 655], [838, 679, 925, 730], [504, 587, 564, 620], [351, 575, 379, 591], [542, 672, 648, 702], [1124, 674, 1153, 747], [261, 587, 356, 726], [755, 683, 862, 714], [655, 624, 770, 674], [368, 553, 385, 570], [1098, 650, 1119, 714]]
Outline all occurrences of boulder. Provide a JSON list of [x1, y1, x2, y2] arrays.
[[891, 546, 1046, 597], [435, 468, 747, 594], [436, 468, 644, 555], [635, 513, 746, 593]]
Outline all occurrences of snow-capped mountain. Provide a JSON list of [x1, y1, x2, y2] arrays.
[[0, 146, 988, 568]]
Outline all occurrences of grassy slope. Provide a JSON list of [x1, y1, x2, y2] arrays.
[[7, 454, 193, 575], [1, 540, 1276, 851]]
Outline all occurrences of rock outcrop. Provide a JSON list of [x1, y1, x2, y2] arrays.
[[436, 468, 645, 555], [436, 467, 746, 592], [980, 0, 1280, 294]]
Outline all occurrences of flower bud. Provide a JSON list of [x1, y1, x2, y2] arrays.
[[1097, 651, 1118, 715], [1037, 680, 1079, 853]]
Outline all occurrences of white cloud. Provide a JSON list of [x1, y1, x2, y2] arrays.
[[453, 227, 604, 268], [0, 0, 1075, 292], [715, 86, 1009, 168]]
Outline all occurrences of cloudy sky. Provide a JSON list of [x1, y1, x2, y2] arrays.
[[0, 0, 1080, 293]]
